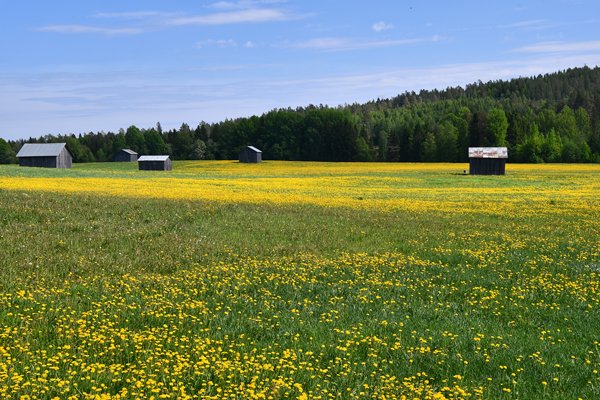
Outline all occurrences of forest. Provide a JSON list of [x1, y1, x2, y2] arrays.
[[1, 65, 599, 164]]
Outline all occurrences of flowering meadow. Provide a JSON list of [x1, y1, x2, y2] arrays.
[[0, 162, 598, 399]]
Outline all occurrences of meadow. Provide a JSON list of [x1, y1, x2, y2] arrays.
[[0, 161, 598, 399]]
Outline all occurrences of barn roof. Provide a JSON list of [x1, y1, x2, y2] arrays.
[[16, 143, 69, 158], [138, 155, 170, 161], [468, 147, 508, 159], [246, 146, 262, 153], [121, 149, 138, 155]]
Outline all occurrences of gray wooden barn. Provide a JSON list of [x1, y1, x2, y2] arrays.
[[16, 143, 73, 168], [114, 149, 138, 162], [239, 146, 262, 163], [468, 147, 508, 175], [138, 155, 172, 171]]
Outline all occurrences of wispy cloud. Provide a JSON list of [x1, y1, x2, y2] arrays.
[[209, 0, 288, 10], [93, 11, 178, 19], [167, 9, 290, 26], [515, 40, 600, 53], [196, 39, 238, 48], [41, 6, 294, 35], [497, 19, 550, 29], [372, 21, 393, 32], [497, 18, 598, 32], [38, 25, 142, 36], [288, 36, 438, 51]]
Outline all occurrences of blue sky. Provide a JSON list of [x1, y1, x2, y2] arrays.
[[2, 0, 600, 140]]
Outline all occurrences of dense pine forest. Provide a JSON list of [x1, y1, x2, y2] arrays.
[[2, 66, 600, 163]]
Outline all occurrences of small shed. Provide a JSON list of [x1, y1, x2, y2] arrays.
[[468, 147, 508, 175], [138, 155, 172, 171], [239, 146, 262, 163], [114, 149, 138, 162], [16, 143, 73, 168]]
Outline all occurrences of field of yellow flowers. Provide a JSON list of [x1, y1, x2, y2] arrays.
[[0, 161, 598, 399]]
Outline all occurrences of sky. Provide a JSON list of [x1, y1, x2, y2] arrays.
[[1, 0, 600, 141]]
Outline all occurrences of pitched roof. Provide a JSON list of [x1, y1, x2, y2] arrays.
[[121, 149, 138, 155], [138, 155, 170, 162], [246, 146, 262, 153], [16, 143, 69, 158], [468, 147, 508, 159]]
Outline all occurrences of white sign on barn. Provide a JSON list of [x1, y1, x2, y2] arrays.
[[468, 147, 508, 159]]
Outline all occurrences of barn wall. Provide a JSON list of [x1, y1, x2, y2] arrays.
[[114, 152, 137, 162], [239, 149, 249, 163], [239, 148, 261, 163], [19, 156, 57, 168], [139, 160, 171, 171], [57, 148, 72, 168], [469, 158, 506, 175]]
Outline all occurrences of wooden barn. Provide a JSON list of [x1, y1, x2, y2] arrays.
[[138, 155, 172, 171], [468, 147, 508, 175], [239, 146, 262, 163], [114, 149, 138, 162], [16, 143, 73, 168]]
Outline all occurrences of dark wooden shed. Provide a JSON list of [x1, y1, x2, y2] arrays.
[[114, 149, 138, 162], [469, 147, 508, 175], [138, 155, 172, 171], [239, 146, 262, 163], [16, 143, 73, 168]]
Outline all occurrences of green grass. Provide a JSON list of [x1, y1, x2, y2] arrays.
[[0, 162, 598, 399]]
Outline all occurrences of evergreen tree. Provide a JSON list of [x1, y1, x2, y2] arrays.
[[0, 138, 17, 164], [487, 108, 509, 146], [125, 125, 147, 154], [421, 132, 437, 162], [143, 128, 169, 155]]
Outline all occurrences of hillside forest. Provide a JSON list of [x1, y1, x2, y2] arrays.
[[1, 66, 600, 164]]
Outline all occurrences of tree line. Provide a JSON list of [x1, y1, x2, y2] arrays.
[[2, 65, 600, 164]]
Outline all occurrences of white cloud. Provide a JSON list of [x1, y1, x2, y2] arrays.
[[289, 36, 436, 51], [196, 39, 238, 48], [38, 25, 142, 35], [244, 41, 256, 48], [498, 19, 548, 29], [515, 40, 600, 53], [210, 0, 287, 10], [42, 7, 292, 35], [372, 21, 393, 32], [498, 18, 598, 32], [93, 11, 177, 19], [168, 8, 289, 25], [211, 1, 238, 9]]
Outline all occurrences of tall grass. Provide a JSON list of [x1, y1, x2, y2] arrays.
[[0, 162, 598, 399]]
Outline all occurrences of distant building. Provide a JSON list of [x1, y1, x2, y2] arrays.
[[16, 143, 73, 168], [468, 147, 508, 175], [138, 155, 172, 171], [239, 146, 262, 163], [114, 149, 138, 162]]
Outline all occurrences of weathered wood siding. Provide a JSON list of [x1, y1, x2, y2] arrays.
[[138, 159, 172, 171], [56, 147, 72, 168], [469, 158, 506, 175], [239, 148, 262, 163], [114, 151, 138, 162], [19, 156, 57, 168]]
